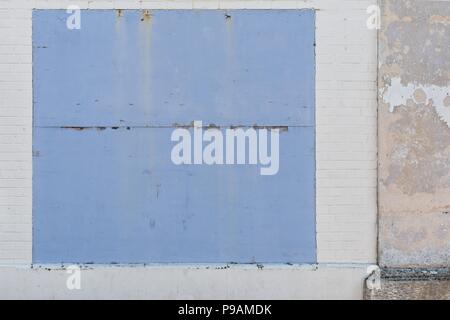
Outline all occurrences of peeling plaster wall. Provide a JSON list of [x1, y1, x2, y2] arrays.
[[379, 0, 450, 267]]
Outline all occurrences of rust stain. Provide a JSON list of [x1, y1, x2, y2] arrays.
[[252, 125, 288, 132], [64, 126, 86, 131], [171, 123, 289, 132], [141, 10, 152, 22]]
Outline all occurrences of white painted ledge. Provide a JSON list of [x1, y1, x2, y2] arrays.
[[0, 263, 371, 299]]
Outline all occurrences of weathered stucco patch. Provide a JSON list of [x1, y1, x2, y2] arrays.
[[380, 0, 450, 87], [379, 212, 450, 268], [379, 0, 450, 268], [382, 100, 450, 195]]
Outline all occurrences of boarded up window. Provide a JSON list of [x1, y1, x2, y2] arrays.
[[32, 10, 316, 264]]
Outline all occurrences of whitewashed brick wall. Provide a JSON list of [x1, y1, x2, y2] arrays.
[[0, 0, 378, 267], [0, 3, 32, 264]]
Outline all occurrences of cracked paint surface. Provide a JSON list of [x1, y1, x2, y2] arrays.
[[379, 0, 450, 268], [382, 78, 450, 126]]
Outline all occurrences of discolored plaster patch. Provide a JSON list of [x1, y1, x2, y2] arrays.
[[444, 96, 450, 107], [430, 15, 450, 26], [379, 211, 450, 268], [382, 101, 450, 195]]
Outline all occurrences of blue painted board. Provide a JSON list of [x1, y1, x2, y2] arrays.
[[33, 10, 315, 127], [33, 127, 315, 263], [32, 9, 316, 264]]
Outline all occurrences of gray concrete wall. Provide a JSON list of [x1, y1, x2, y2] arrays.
[[379, 0, 450, 268]]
